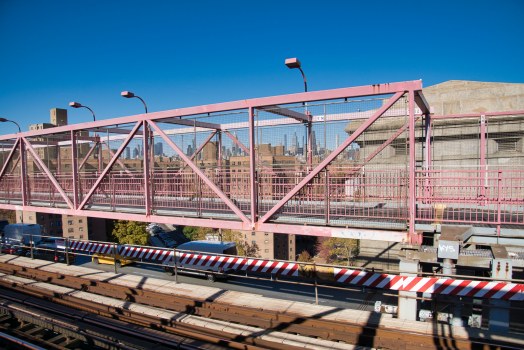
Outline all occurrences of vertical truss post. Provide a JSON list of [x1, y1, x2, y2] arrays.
[[480, 115, 487, 199], [56, 143, 61, 174], [98, 141, 102, 171], [143, 121, 151, 216], [308, 121, 313, 201], [71, 131, 79, 209], [424, 114, 432, 204], [408, 90, 417, 243], [218, 131, 222, 190], [249, 106, 257, 227], [20, 138, 27, 206]]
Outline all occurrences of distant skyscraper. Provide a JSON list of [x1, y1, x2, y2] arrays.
[[187, 144, 193, 156], [154, 142, 163, 156], [125, 147, 131, 159], [192, 139, 196, 156], [336, 134, 339, 149], [283, 134, 287, 152], [292, 131, 298, 153], [311, 131, 317, 155], [302, 135, 305, 156], [132, 146, 139, 159]]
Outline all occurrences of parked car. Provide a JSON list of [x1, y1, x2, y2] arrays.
[[27, 245, 75, 264], [1, 244, 16, 254], [92, 253, 139, 268], [162, 241, 237, 282]]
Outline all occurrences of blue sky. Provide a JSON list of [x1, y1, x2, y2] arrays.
[[0, 0, 523, 135]]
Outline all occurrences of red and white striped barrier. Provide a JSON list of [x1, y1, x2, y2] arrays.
[[119, 246, 173, 261], [69, 241, 114, 254], [177, 252, 299, 276], [334, 268, 524, 300]]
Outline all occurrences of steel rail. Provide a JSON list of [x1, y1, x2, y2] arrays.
[[0, 263, 522, 350]]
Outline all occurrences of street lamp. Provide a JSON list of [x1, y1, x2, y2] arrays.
[[121, 91, 147, 113], [69, 102, 95, 121], [285, 58, 307, 92], [0, 118, 21, 133]]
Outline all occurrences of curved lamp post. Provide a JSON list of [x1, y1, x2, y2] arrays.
[[0, 118, 21, 133], [285, 58, 307, 92], [121, 91, 147, 114], [69, 102, 95, 121]]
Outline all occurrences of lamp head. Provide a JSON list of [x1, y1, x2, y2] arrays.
[[285, 58, 301, 69], [121, 91, 135, 98], [69, 102, 82, 108], [0, 118, 7, 122]]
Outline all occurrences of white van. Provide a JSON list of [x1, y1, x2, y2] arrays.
[[3, 224, 42, 246], [162, 241, 237, 282]]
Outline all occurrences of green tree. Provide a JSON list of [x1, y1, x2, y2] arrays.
[[323, 238, 358, 266], [297, 250, 313, 262], [108, 220, 149, 246], [182, 226, 199, 240]]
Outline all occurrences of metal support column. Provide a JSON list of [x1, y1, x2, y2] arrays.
[[248, 106, 257, 228], [19, 139, 27, 206], [143, 121, 151, 216], [408, 90, 418, 244], [71, 131, 79, 209], [398, 258, 419, 321]]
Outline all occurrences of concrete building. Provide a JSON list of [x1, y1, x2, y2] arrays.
[[239, 231, 295, 261]]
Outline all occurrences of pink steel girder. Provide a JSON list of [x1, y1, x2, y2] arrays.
[[147, 119, 251, 224], [22, 137, 74, 210], [0, 80, 423, 141], [258, 91, 406, 224], [249, 107, 257, 226], [174, 131, 217, 176], [223, 131, 277, 176], [78, 121, 142, 210], [71, 131, 79, 208], [143, 121, 152, 215], [0, 138, 20, 181], [77, 141, 98, 171], [258, 105, 311, 122], [100, 141, 136, 178], [408, 90, 418, 243]]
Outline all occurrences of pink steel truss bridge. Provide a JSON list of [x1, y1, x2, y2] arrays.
[[0, 80, 522, 244]]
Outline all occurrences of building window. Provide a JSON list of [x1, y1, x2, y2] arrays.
[[40, 215, 44, 220], [56, 214, 61, 218], [79, 219, 82, 223], [252, 241, 256, 244], [265, 249, 269, 253], [68, 228, 74, 233], [290, 240, 292, 244], [80, 235, 84, 239], [29, 216, 33, 220], [57, 229, 63, 234], [69, 236, 74, 238], [68, 220, 73, 225], [50, 222, 53, 226], [290, 248, 292, 251], [57, 221, 61, 226], [265, 232, 269, 236], [79, 227, 83, 231], [251, 232, 255, 236], [265, 240, 269, 244]]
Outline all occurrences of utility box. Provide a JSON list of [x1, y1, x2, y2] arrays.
[[437, 226, 472, 260]]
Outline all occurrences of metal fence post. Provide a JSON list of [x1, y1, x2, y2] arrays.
[[497, 171, 502, 236], [65, 238, 70, 266], [173, 247, 178, 283], [29, 234, 33, 260], [113, 242, 118, 274], [314, 262, 318, 305]]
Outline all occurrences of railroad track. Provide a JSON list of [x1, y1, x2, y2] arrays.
[[0, 259, 523, 350]]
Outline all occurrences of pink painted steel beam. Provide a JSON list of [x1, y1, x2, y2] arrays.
[[71, 131, 79, 209], [147, 119, 250, 224], [87, 127, 144, 136], [431, 110, 524, 119], [78, 121, 142, 210], [223, 131, 277, 176], [22, 137, 74, 209], [249, 107, 257, 226], [0, 80, 423, 141], [414, 91, 431, 115], [174, 131, 217, 175], [340, 116, 420, 181], [408, 90, 417, 242], [143, 121, 152, 215], [259, 91, 405, 224], [0, 139, 20, 181], [100, 141, 136, 177], [19, 140, 27, 206], [160, 118, 222, 130], [258, 105, 311, 122], [78, 142, 98, 171]]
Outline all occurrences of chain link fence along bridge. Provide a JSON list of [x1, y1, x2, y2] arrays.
[[0, 80, 523, 243]]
